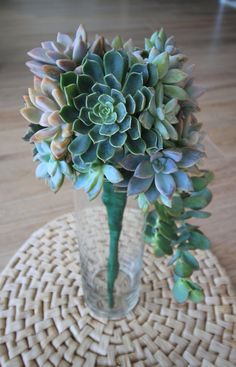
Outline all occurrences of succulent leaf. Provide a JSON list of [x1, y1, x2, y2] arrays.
[[83, 59, 104, 83], [154, 234, 173, 255], [172, 280, 189, 303], [134, 161, 153, 179], [162, 69, 188, 84], [128, 176, 153, 196], [173, 171, 193, 192], [174, 260, 193, 277], [122, 72, 143, 96], [179, 147, 206, 168], [189, 289, 204, 303], [192, 171, 214, 191], [164, 85, 188, 100], [188, 230, 210, 250], [68, 135, 91, 156], [182, 252, 199, 270], [144, 184, 160, 203], [103, 165, 123, 183], [155, 172, 176, 199], [183, 188, 212, 210], [152, 52, 169, 79], [104, 50, 126, 83]]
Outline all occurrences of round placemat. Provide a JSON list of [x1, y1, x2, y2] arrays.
[[0, 209, 236, 367]]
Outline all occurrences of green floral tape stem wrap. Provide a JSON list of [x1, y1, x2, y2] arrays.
[[21, 25, 214, 305], [102, 181, 127, 308]]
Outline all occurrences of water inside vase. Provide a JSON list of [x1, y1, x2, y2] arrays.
[[82, 265, 140, 319]]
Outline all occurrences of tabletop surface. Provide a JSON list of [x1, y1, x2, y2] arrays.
[[0, 0, 236, 285], [0, 211, 235, 367]]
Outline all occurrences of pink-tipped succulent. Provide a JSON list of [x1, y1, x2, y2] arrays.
[[26, 24, 110, 80], [21, 76, 73, 159]]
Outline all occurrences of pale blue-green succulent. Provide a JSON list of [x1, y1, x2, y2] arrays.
[[73, 156, 123, 199], [144, 93, 181, 142], [145, 28, 179, 55], [34, 142, 74, 192]]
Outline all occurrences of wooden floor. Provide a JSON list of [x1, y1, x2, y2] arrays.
[[1, 0, 236, 286]]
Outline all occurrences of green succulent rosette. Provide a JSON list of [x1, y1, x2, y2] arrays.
[[60, 50, 159, 164], [21, 26, 214, 307]]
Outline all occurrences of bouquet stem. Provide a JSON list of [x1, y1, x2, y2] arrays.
[[102, 181, 127, 309]]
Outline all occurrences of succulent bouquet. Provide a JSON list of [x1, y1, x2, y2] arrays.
[[21, 25, 213, 307]]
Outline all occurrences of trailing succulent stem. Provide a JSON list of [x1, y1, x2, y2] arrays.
[[102, 181, 127, 308], [143, 170, 213, 303]]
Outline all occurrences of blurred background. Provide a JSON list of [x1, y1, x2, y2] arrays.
[[0, 0, 236, 284]]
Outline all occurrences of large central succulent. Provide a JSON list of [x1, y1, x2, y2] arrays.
[[61, 50, 158, 163], [21, 25, 214, 306]]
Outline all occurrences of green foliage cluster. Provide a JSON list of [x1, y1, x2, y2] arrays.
[[21, 25, 214, 304], [143, 170, 213, 303]]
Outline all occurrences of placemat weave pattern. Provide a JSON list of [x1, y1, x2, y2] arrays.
[[0, 210, 236, 367]]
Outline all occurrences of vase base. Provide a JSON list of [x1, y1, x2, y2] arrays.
[[82, 267, 140, 320], [86, 295, 140, 320]]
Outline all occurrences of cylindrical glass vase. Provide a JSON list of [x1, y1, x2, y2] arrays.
[[74, 191, 144, 320]]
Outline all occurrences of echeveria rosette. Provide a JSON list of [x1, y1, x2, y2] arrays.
[[177, 112, 206, 153], [33, 142, 74, 192], [144, 93, 181, 143], [120, 147, 205, 206], [26, 24, 109, 80], [138, 48, 193, 147], [145, 28, 180, 56], [61, 50, 159, 164], [72, 156, 123, 199], [20, 76, 73, 160], [145, 29, 188, 71]]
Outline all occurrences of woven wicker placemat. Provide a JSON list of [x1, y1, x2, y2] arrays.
[[0, 210, 236, 367]]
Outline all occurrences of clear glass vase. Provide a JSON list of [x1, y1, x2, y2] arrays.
[[74, 191, 145, 320]]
